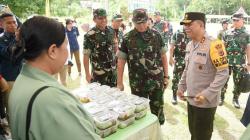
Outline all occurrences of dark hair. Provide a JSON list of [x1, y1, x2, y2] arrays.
[[65, 19, 73, 25], [20, 16, 65, 60], [0, 13, 14, 20]]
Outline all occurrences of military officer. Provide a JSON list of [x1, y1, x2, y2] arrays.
[[111, 13, 123, 53], [217, 20, 229, 40], [169, 28, 190, 105], [220, 13, 250, 108], [83, 8, 116, 87], [117, 8, 169, 125], [177, 12, 229, 140], [153, 11, 170, 48]]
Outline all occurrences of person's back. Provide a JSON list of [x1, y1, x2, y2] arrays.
[[8, 16, 100, 140]]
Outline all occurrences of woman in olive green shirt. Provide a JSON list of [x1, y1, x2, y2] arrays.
[[8, 16, 101, 140]]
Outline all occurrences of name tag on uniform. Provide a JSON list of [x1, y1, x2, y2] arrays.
[[196, 52, 206, 57]]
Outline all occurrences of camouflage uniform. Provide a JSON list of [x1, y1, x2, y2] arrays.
[[83, 26, 117, 87], [112, 13, 124, 52], [117, 27, 167, 124], [171, 29, 190, 99], [153, 20, 170, 48], [221, 26, 250, 101]]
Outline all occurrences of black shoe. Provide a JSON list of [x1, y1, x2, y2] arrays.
[[219, 98, 224, 106], [233, 99, 240, 109], [171, 96, 178, 105]]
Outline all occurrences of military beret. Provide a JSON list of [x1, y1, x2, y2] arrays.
[[93, 8, 107, 17], [112, 14, 123, 21], [232, 13, 244, 20], [132, 8, 148, 24], [180, 12, 206, 25]]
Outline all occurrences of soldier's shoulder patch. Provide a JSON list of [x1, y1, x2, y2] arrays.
[[210, 39, 228, 70]]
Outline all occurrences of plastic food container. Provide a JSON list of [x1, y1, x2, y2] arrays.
[[118, 115, 135, 129], [95, 123, 118, 138], [132, 98, 150, 113], [113, 104, 136, 120], [135, 109, 147, 120], [95, 96, 114, 105], [93, 111, 118, 130], [82, 102, 104, 115]]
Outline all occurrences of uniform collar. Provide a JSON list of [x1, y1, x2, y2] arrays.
[[95, 26, 109, 33], [21, 63, 59, 86], [234, 26, 246, 32]]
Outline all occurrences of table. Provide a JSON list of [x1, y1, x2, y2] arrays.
[[104, 113, 163, 140]]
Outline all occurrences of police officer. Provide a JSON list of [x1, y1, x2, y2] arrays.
[[111, 13, 123, 53], [220, 13, 250, 108], [169, 27, 190, 105], [217, 20, 229, 40], [83, 8, 116, 87], [117, 8, 169, 125], [153, 11, 170, 48], [177, 12, 229, 140]]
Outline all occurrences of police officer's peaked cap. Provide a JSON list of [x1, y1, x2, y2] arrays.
[[232, 13, 244, 20], [112, 13, 123, 21], [132, 8, 148, 24], [180, 12, 206, 25], [93, 8, 107, 17]]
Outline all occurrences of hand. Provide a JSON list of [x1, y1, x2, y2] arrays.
[[117, 82, 124, 91], [194, 94, 206, 105], [85, 74, 92, 83], [164, 77, 169, 89], [169, 58, 175, 67], [177, 90, 185, 101], [0, 77, 10, 93]]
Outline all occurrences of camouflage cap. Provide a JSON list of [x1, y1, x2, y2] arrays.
[[232, 13, 244, 20], [154, 11, 161, 16], [180, 12, 206, 25], [132, 8, 148, 24], [93, 8, 107, 18], [112, 14, 123, 21]]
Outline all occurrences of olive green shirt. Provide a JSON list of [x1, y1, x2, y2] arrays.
[[9, 63, 101, 140], [241, 125, 250, 140]]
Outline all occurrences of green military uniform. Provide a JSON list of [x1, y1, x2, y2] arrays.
[[217, 20, 228, 40], [221, 25, 250, 105], [171, 29, 190, 101], [153, 12, 170, 48], [117, 9, 168, 125], [112, 14, 124, 52], [83, 9, 116, 87], [217, 29, 226, 40]]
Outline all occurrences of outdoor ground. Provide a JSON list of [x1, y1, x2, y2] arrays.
[[64, 22, 250, 140]]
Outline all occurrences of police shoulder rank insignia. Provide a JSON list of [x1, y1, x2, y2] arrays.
[[210, 39, 228, 70]]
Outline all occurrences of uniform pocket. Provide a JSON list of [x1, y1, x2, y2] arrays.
[[194, 55, 209, 73]]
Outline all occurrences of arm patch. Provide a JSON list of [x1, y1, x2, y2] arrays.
[[210, 40, 228, 70]]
